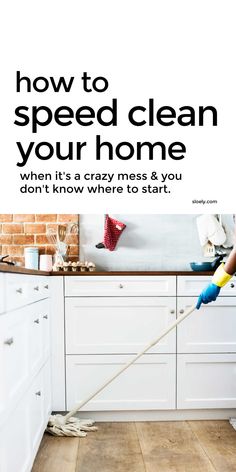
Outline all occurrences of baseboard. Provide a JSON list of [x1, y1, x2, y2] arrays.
[[65, 409, 236, 422]]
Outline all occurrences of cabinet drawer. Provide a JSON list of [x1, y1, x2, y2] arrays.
[[177, 275, 236, 296], [65, 297, 176, 354], [66, 354, 176, 411], [177, 297, 236, 353], [0, 273, 5, 314], [5, 274, 33, 311], [5, 274, 51, 312], [177, 353, 236, 409], [31, 276, 51, 303], [65, 276, 176, 297]]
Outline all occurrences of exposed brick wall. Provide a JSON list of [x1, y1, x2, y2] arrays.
[[0, 214, 79, 266]]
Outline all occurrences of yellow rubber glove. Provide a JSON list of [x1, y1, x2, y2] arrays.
[[212, 263, 232, 287]]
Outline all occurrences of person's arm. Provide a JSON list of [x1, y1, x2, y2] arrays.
[[197, 222, 236, 309], [224, 247, 236, 275]]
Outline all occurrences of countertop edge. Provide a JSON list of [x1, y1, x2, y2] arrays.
[[0, 266, 214, 276]]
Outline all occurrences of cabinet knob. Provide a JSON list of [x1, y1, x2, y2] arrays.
[[34, 318, 40, 324], [44, 284, 49, 290], [16, 288, 23, 294], [35, 390, 41, 396], [119, 283, 124, 289], [43, 314, 48, 319], [34, 286, 39, 291], [230, 283, 235, 288], [4, 337, 14, 346], [179, 309, 184, 314], [170, 309, 175, 314]]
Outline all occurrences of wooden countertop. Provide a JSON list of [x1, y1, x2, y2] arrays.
[[0, 264, 49, 276], [0, 265, 214, 276]]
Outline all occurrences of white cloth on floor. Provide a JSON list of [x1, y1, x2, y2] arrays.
[[196, 214, 226, 247]]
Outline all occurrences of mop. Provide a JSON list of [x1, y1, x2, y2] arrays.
[[46, 303, 196, 437]]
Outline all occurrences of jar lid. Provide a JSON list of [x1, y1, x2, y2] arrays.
[[24, 247, 39, 252]]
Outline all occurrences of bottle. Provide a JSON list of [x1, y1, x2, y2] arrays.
[[24, 247, 39, 270]]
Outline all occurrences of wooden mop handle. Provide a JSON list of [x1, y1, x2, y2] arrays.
[[65, 304, 196, 421]]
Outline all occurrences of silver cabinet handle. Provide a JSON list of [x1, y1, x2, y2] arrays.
[[34, 286, 39, 291], [43, 314, 48, 319], [44, 284, 49, 289], [4, 337, 14, 346], [35, 391, 41, 396], [170, 309, 175, 314], [119, 284, 124, 289], [16, 288, 23, 294], [34, 318, 40, 324], [179, 309, 184, 314], [230, 283, 235, 288]]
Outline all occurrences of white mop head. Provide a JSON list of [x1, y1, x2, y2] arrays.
[[229, 418, 236, 431], [46, 414, 98, 437]]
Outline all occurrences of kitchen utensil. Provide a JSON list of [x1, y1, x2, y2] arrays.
[[47, 303, 196, 437], [0, 255, 15, 266], [58, 225, 67, 242], [190, 254, 225, 272]]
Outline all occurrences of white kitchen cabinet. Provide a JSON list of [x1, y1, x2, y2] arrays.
[[177, 353, 236, 409], [0, 273, 5, 314], [0, 272, 51, 472], [65, 297, 176, 355], [66, 354, 176, 411], [65, 275, 176, 297], [177, 275, 236, 297], [177, 297, 236, 353]]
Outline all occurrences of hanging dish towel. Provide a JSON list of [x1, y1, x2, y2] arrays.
[[104, 215, 126, 251], [196, 214, 226, 247]]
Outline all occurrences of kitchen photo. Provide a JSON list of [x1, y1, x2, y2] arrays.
[[1, 213, 236, 472]]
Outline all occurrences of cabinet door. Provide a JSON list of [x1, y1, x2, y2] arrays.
[[65, 297, 176, 354], [0, 307, 29, 423], [28, 299, 50, 375], [41, 300, 51, 360], [0, 273, 5, 314], [0, 393, 31, 472], [177, 297, 236, 353], [65, 276, 176, 297], [177, 353, 236, 409], [177, 275, 236, 296], [43, 359, 52, 420], [66, 354, 176, 411], [28, 368, 46, 454]]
